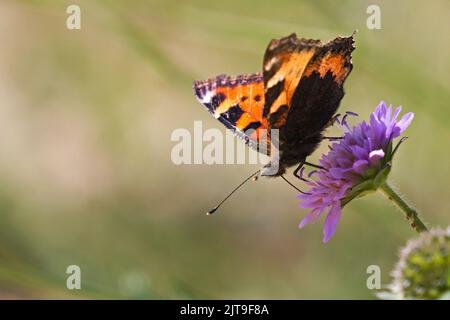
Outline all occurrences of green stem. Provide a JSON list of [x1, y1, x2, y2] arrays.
[[379, 181, 428, 233]]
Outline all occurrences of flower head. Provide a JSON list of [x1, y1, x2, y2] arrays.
[[382, 227, 450, 300], [298, 101, 414, 242]]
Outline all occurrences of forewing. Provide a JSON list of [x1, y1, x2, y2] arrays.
[[262, 33, 354, 141], [193, 73, 270, 152]]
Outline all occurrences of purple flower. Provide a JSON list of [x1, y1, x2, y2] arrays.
[[298, 101, 414, 243]]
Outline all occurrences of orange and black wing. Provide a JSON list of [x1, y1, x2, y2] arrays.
[[262, 33, 354, 142], [193, 73, 270, 152]]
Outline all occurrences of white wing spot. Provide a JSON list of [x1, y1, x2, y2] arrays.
[[201, 90, 213, 104]]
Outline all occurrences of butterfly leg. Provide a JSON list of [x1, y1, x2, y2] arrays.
[[293, 163, 308, 182], [323, 136, 343, 140], [281, 175, 310, 195], [325, 113, 341, 128], [323, 114, 344, 141], [303, 161, 325, 170], [294, 161, 325, 181]]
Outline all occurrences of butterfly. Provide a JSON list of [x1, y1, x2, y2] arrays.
[[193, 33, 355, 179]]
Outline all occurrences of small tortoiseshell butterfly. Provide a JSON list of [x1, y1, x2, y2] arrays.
[[193, 33, 355, 179]]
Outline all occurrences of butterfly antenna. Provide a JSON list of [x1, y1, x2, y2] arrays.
[[207, 169, 261, 215]]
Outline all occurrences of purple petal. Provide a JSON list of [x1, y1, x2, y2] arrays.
[[323, 204, 342, 243], [396, 112, 414, 133], [393, 106, 402, 120], [329, 167, 351, 179], [369, 149, 385, 165], [385, 105, 393, 122], [350, 145, 369, 159], [345, 111, 359, 118], [341, 114, 350, 130], [375, 101, 387, 118], [299, 207, 324, 228], [308, 170, 318, 178], [352, 159, 369, 174]]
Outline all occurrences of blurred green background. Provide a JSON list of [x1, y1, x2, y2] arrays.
[[0, 0, 449, 299]]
